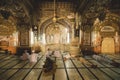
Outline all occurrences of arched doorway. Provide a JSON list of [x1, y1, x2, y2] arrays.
[[101, 37, 115, 54], [92, 15, 120, 54], [39, 18, 72, 52], [45, 23, 70, 51]]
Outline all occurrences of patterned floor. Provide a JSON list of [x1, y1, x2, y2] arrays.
[[0, 53, 120, 80]]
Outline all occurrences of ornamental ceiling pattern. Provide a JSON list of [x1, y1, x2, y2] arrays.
[[0, 15, 16, 35], [0, 0, 119, 33]]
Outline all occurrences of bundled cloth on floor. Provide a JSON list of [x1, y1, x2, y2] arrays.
[[78, 57, 97, 68], [92, 54, 120, 67], [63, 53, 71, 61]]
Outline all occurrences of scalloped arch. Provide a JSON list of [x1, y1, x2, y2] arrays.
[[39, 18, 72, 34]]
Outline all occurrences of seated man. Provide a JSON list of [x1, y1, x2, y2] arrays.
[[43, 49, 56, 72], [43, 56, 55, 72], [29, 50, 38, 66], [20, 50, 30, 60], [45, 48, 52, 58], [54, 50, 61, 58]]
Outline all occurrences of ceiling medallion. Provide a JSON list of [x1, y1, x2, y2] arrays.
[[85, 12, 98, 18]]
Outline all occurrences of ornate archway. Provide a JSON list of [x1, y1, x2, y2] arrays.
[[92, 13, 120, 54], [39, 18, 72, 51]]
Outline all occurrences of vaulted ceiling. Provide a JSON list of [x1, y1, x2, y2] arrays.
[[0, 0, 120, 31]]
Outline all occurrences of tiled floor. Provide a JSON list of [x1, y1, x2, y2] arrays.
[[0, 53, 120, 80]]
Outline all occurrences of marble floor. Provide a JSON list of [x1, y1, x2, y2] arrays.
[[0, 53, 120, 80]]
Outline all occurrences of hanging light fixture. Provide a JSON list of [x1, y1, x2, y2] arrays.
[[52, 0, 67, 22], [52, 0, 57, 23]]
